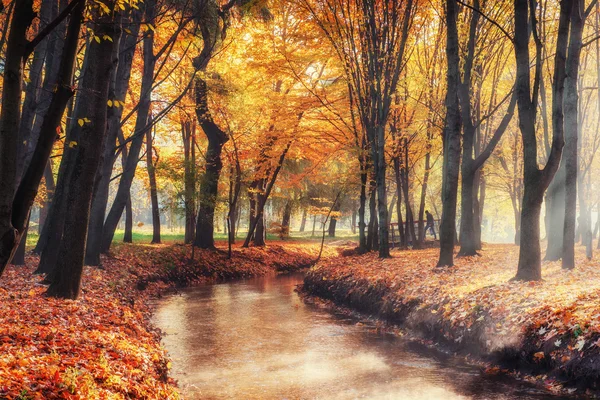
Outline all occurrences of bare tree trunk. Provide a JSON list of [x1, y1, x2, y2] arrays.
[[299, 208, 307, 232], [367, 178, 377, 251], [474, 170, 485, 249], [327, 200, 339, 237], [393, 156, 406, 246], [101, 0, 158, 253], [13, 219, 28, 266], [437, 0, 461, 267], [16, 0, 53, 182], [282, 201, 292, 239], [124, 194, 133, 243], [0, 0, 36, 275], [373, 126, 390, 257], [9, 0, 83, 274], [417, 144, 431, 245], [562, 0, 585, 270], [47, 4, 118, 298], [194, 76, 228, 249], [358, 159, 368, 251], [147, 124, 161, 244], [545, 166, 566, 260], [514, 0, 569, 281], [402, 139, 418, 249], [182, 119, 196, 244], [85, 13, 140, 264]]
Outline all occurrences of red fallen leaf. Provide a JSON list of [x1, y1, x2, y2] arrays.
[[52, 370, 61, 384], [0, 242, 322, 398]]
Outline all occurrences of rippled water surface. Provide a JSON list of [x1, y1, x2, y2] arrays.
[[153, 273, 570, 400]]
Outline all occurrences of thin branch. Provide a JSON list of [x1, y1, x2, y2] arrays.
[[456, 0, 514, 43]]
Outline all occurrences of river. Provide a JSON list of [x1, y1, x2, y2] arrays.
[[153, 272, 571, 400]]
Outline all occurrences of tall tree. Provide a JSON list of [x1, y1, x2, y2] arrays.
[[100, 0, 159, 253], [513, 0, 570, 281], [302, 0, 415, 258], [192, 0, 231, 249], [562, 0, 596, 269], [0, 0, 84, 276], [437, 0, 462, 267], [84, 6, 142, 265], [47, 0, 120, 298], [457, 0, 517, 256]]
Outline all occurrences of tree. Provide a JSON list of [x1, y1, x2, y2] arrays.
[[0, 0, 85, 277], [302, 0, 415, 258], [47, 0, 120, 298], [513, 0, 570, 281], [437, 0, 462, 267], [562, 0, 596, 269], [456, 0, 516, 257], [192, 0, 230, 249]]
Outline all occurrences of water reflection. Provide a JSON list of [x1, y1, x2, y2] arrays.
[[153, 273, 570, 400]]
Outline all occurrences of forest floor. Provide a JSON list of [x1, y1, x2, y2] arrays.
[[0, 241, 326, 399], [302, 244, 600, 396]]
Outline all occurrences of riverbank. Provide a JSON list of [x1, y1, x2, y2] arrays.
[[302, 244, 600, 396], [0, 242, 322, 399]]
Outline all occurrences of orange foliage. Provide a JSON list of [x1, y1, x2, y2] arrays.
[[304, 244, 600, 392], [0, 242, 324, 399]]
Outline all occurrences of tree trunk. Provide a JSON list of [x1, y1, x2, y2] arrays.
[[299, 208, 307, 232], [374, 126, 390, 257], [358, 160, 368, 251], [545, 166, 566, 260], [16, 0, 52, 182], [194, 76, 228, 249], [417, 146, 431, 245], [147, 125, 161, 244], [474, 170, 485, 249], [327, 201, 339, 237], [124, 194, 133, 243], [13, 0, 84, 274], [182, 119, 196, 243], [0, 0, 36, 276], [562, 0, 584, 270], [367, 178, 377, 251], [282, 201, 292, 239], [254, 206, 266, 246], [402, 140, 418, 249], [243, 141, 293, 248], [393, 156, 406, 247], [85, 13, 140, 264], [437, 0, 461, 267], [515, 185, 544, 280], [47, 5, 118, 298], [514, 0, 569, 281], [13, 220, 28, 266], [101, 0, 158, 253]]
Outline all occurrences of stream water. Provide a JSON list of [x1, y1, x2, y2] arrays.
[[153, 273, 572, 400]]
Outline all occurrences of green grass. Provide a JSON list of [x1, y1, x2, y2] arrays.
[[24, 227, 359, 250]]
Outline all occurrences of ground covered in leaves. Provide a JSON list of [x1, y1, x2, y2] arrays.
[[302, 244, 600, 395], [0, 242, 321, 399]]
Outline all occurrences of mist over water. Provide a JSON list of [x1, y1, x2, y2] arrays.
[[153, 273, 570, 400]]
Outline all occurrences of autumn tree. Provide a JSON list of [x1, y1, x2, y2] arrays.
[[437, 0, 461, 267], [513, 0, 570, 281], [0, 0, 86, 277], [302, 0, 415, 257], [47, 0, 120, 298]]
